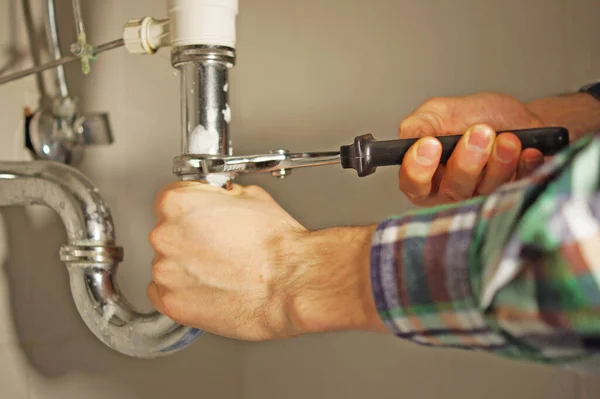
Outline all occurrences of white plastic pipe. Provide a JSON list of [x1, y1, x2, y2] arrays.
[[167, 0, 238, 48]]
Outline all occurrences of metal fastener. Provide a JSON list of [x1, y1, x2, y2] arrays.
[[270, 149, 290, 179]]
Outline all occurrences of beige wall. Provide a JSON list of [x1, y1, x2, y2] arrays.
[[237, 0, 600, 399], [0, 0, 598, 398]]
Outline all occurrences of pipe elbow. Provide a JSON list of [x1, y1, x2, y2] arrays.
[[64, 264, 203, 358], [0, 161, 202, 358]]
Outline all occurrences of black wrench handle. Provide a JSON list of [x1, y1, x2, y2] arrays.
[[340, 127, 569, 177]]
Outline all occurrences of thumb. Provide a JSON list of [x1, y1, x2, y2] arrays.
[[398, 113, 443, 139]]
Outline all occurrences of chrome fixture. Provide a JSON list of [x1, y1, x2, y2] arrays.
[[171, 45, 235, 186], [45, 0, 68, 98], [22, 0, 115, 166], [26, 96, 114, 165], [0, 0, 242, 359], [0, 161, 201, 358]]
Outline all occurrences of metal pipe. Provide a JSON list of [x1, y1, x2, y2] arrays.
[[44, 0, 69, 98], [71, 0, 85, 39], [178, 61, 230, 155], [171, 45, 235, 184], [172, 46, 234, 156], [0, 161, 201, 358], [21, 0, 47, 96], [0, 38, 124, 86]]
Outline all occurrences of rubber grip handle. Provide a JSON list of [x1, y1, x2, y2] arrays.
[[340, 127, 569, 177]]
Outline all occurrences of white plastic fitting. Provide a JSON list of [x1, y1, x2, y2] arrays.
[[167, 0, 238, 48], [123, 17, 170, 54]]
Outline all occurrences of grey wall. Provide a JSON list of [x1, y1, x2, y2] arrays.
[[236, 1, 600, 399]]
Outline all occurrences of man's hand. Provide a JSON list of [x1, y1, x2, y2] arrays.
[[148, 182, 386, 341], [398, 92, 546, 206]]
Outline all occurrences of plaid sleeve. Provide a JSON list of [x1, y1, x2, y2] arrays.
[[371, 132, 600, 364]]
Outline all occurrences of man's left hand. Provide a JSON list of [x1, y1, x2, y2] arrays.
[[148, 182, 386, 341]]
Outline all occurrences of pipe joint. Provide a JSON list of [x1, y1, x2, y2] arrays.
[[60, 245, 124, 266], [171, 45, 235, 67]]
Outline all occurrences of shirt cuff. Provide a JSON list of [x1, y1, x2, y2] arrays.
[[370, 199, 506, 350]]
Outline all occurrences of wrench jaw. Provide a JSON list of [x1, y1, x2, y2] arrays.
[[172, 152, 341, 180]]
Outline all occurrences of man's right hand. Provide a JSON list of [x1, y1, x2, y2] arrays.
[[398, 92, 546, 206]]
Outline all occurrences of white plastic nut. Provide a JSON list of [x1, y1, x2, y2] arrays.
[[123, 17, 170, 55], [167, 0, 238, 48]]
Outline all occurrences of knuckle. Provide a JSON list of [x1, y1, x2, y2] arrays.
[[244, 185, 271, 200], [151, 261, 169, 285], [160, 294, 185, 323], [478, 168, 518, 195], [155, 189, 184, 216], [438, 185, 471, 202], [398, 179, 426, 201], [151, 260, 179, 288], [408, 164, 435, 183], [245, 184, 265, 195], [405, 192, 427, 206], [422, 97, 450, 113], [148, 224, 173, 254], [398, 117, 418, 134], [399, 115, 440, 138], [148, 226, 162, 250], [474, 186, 493, 196], [398, 119, 412, 136], [452, 154, 487, 174], [422, 96, 442, 107]]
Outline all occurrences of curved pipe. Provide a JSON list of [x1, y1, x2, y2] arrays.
[[0, 161, 202, 358]]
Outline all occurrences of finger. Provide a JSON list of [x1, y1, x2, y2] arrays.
[[153, 180, 235, 219], [147, 281, 168, 314], [152, 262, 198, 292], [151, 259, 183, 288], [153, 187, 187, 219], [148, 223, 182, 256], [239, 184, 270, 199], [475, 133, 521, 195], [398, 113, 442, 139], [147, 283, 185, 323], [516, 148, 544, 178], [438, 124, 495, 202], [411, 165, 447, 207], [172, 181, 245, 197], [173, 181, 242, 195], [153, 184, 229, 220], [398, 137, 442, 203], [158, 181, 209, 192], [429, 164, 445, 196]]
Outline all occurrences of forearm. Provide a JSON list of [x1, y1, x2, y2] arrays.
[[284, 225, 388, 335], [283, 133, 600, 364], [526, 92, 600, 140], [364, 132, 600, 364]]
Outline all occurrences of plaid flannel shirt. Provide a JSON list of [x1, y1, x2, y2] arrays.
[[371, 131, 600, 365]]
